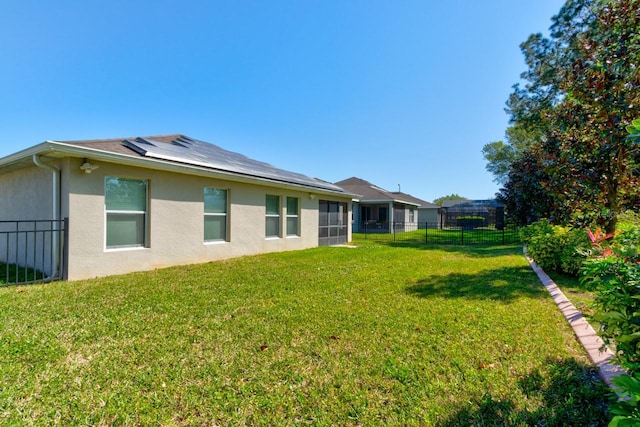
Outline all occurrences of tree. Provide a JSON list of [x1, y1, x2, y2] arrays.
[[482, 124, 541, 184], [432, 194, 467, 206], [496, 144, 560, 226], [496, 0, 640, 232]]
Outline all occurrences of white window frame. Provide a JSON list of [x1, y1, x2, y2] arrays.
[[104, 176, 148, 251], [265, 194, 281, 239], [286, 196, 300, 237], [204, 188, 229, 243]]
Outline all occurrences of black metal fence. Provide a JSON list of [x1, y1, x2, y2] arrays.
[[0, 219, 68, 286], [354, 222, 520, 245]]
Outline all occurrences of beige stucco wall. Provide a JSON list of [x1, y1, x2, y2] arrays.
[[65, 158, 351, 280], [0, 163, 63, 276], [0, 165, 55, 221], [418, 207, 438, 225]]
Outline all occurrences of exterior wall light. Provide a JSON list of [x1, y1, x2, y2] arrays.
[[80, 160, 99, 174]]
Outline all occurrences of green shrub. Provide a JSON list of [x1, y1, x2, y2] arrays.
[[520, 219, 554, 245], [456, 215, 485, 221], [580, 226, 640, 373], [559, 229, 592, 276], [609, 373, 640, 427], [619, 210, 640, 229], [526, 230, 563, 272], [456, 216, 486, 230], [523, 221, 590, 276]]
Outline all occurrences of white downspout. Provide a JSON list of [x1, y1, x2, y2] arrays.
[[32, 154, 60, 277]]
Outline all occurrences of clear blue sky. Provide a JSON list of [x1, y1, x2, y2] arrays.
[[0, 0, 564, 203]]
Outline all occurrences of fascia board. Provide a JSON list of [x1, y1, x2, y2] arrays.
[[0, 142, 53, 166], [358, 198, 421, 207]]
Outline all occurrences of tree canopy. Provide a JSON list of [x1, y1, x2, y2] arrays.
[[432, 194, 467, 206], [488, 0, 640, 232]]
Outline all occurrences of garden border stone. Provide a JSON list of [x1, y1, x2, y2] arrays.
[[524, 249, 625, 390]]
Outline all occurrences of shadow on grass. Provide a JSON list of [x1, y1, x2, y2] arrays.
[[405, 266, 547, 302], [439, 357, 611, 426], [355, 240, 523, 258]]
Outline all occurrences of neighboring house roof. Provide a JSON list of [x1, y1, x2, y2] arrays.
[[335, 177, 434, 207], [390, 192, 438, 209], [0, 134, 350, 196]]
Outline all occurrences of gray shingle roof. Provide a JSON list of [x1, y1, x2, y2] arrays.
[[58, 134, 346, 193], [390, 192, 438, 208], [335, 177, 435, 207]]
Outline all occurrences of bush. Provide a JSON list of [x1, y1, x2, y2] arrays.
[[523, 221, 591, 276], [580, 225, 640, 373], [609, 373, 640, 426], [526, 229, 563, 272], [520, 219, 554, 245], [456, 216, 485, 230], [559, 229, 592, 276]]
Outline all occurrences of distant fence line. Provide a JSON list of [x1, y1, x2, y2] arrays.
[[354, 222, 520, 245], [0, 219, 68, 286]]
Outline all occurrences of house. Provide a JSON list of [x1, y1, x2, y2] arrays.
[[334, 177, 438, 232], [438, 199, 505, 229], [390, 191, 439, 226], [0, 134, 354, 281]]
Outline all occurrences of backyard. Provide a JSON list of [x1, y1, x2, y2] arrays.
[[0, 241, 610, 425]]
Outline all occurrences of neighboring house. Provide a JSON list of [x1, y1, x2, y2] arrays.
[[438, 199, 505, 229], [390, 191, 439, 226], [0, 134, 354, 281], [334, 177, 438, 232]]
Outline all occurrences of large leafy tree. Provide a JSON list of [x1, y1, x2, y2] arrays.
[[494, 0, 640, 232], [552, 0, 640, 232], [482, 125, 541, 184]]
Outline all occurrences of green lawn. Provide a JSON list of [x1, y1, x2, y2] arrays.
[[0, 243, 610, 425], [354, 227, 520, 245], [0, 262, 44, 285]]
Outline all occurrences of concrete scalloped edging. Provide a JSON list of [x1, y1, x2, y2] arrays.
[[523, 250, 625, 390]]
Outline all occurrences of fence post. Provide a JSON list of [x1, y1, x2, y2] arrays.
[[461, 227, 464, 245], [425, 223, 428, 244]]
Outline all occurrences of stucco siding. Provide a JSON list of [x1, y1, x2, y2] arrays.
[[418, 208, 438, 225], [0, 164, 62, 276], [66, 159, 349, 280], [0, 165, 54, 221]]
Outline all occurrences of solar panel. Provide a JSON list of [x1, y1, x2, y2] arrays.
[[123, 136, 345, 193]]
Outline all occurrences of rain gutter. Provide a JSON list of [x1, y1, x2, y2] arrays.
[[32, 154, 60, 277]]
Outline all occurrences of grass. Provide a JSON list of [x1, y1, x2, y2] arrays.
[[354, 227, 520, 245], [546, 272, 597, 315], [0, 243, 611, 425], [0, 262, 44, 286]]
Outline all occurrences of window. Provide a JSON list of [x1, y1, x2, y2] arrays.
[[286, 197, 299, 236], [105, 176, 147, 249], [409, 208, 415, 223], [265, 194, 280, 238], [204, 188, 228, 242], [379, 207, 388, 223]]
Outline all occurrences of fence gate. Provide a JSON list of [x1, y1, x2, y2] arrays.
[[0, 219, 68, 286]]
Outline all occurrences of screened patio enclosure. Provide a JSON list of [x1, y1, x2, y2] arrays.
[[318, 200, 348, 246]]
